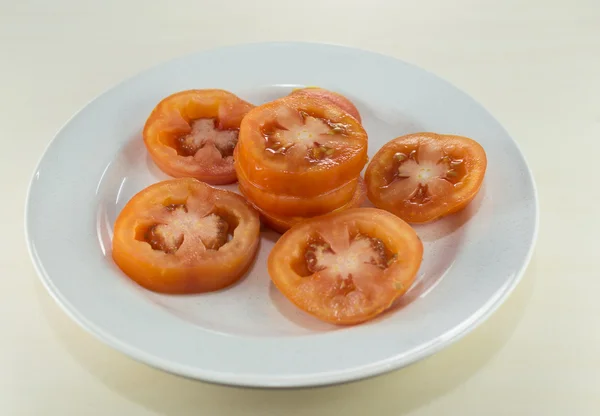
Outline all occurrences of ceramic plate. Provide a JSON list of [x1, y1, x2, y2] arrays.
[[25, 42, 538, 388]]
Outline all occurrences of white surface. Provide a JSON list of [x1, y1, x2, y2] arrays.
[[2, 0, 599, 414], [25, 42, 537, 387]]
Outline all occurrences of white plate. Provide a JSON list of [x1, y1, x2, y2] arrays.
[[25, 42, 538, 388]]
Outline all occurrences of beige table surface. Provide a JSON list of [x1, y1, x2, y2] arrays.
[[2, 0, 599, 414]]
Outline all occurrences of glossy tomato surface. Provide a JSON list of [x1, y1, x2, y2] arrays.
[[289, 87, 362, 123], [143, 89, 254, 184], [268, 208, 423, 325], [249, 177, 366, 234], [237, 164, 359, 217], [234, 95, 368, 197], [365, 133, 487, 223], [112, 178, 260, 293]]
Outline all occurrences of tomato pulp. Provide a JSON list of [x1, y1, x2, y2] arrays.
[[365, 133, 487, 223], [143, 89, 254, 185], [112, 178, 260, 293], [234, 95, 368, 197], [268, 208, 423, 324], [289, 87, 362, 123]]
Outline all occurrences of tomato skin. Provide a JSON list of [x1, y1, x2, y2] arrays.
[[112, 178, 260, 294], [246, 177, 367, 233], [143, 89, 254, 185], [268, 208, 423, 325], [289, 87, 362, 123], [365, 133, 487, 223], [236, 163, 359, 217], [234, 95, 368, 197]]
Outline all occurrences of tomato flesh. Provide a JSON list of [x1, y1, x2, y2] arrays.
[[237, 163, 359, 217], [248, 177, 366, 233], [143, 89, 254, 185], [289, 87, 362, 123], [262, 109, 337, 160], [365, 133, 487, 223], [234, 95, 368, 197], [176, 119, 238, 158], [143, 205, 229, 253], [112, 178, 260, 293], [268, 208, 423, 325]]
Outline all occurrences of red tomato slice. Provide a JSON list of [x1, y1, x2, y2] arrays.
[[237, 164, 359, 217], [365, 133, 487, 223], [247, 177, 367, 233], [268, 208, 423, 324], [234, 95, 368, 197], [289, 87, 362, 123], [112, 178, 260, 293], [143, 89, 254, 185]]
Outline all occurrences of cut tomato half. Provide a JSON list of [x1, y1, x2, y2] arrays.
[[289, 87, 362, 123], [237, 164, 359, 217], [268, 208, 423, 325], [112, 178, 260, 293], [248, 177, 366, 233], [234, 95, 368, 197], [143, 89, 254, 185], [365, 133, 487, 223]]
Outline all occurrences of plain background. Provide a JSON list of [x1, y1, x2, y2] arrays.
[[2, 0, 599, 414]]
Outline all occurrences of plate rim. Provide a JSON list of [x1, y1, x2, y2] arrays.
[[24, 41, 540, 388]]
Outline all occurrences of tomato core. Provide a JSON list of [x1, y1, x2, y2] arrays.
[[175, 118, 238, 158], [261, 108, 349, 163]]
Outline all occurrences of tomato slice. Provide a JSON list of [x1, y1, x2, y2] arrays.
[[234, 95, 368, 197], [248, 177, 366, 233], [112, 178, 260, 293], [237, 163, 359, 217], [268, 208, 423, 324], [143, 89, 254, 185], [365, 133, 487, 223], [288, 87, 362, 123]]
